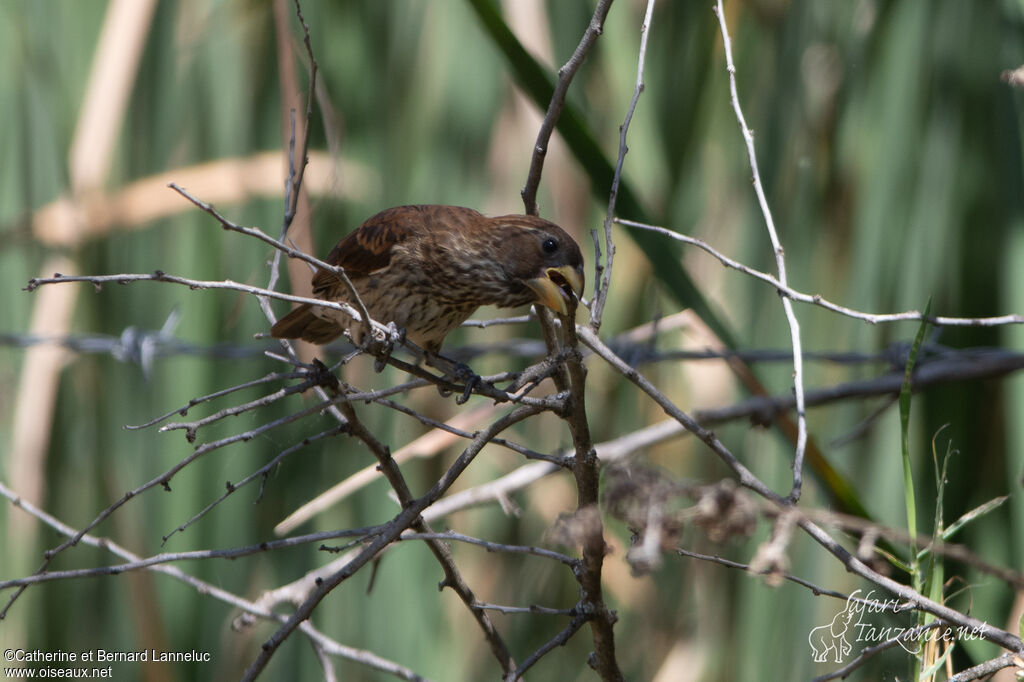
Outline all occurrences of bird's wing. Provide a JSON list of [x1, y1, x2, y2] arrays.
[[311, 206, 421, 296], [310, 205, 481, 296]]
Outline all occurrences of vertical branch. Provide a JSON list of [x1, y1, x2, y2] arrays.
[[520, 0, 615, 216], [265, 0, 319, 305], [589, 0, 656, 332], [283, 0, 317, 232], [514, 3, 635, 676], [713, 0, 808, 501], [518, 3, 659, 677], [559, 309, 624, 681]]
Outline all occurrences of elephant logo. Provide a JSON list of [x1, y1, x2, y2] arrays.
[[808, 597, 860, 663]]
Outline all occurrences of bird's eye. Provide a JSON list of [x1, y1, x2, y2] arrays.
[[542, 238, 559, 254]]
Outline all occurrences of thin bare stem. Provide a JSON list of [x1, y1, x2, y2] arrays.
[[618, 218, 1024, 327], [125, 370, 304, 429], [284, 0, 317, 231], [946, 654, 1022, 682], [0, 524, 380, 590], [160, 424, 348, 545], [25, 270, 385, 339], [336, 401, 516, 674], [578, 325, 775, 499], [267, 0, 319, 300], [504, 616, 588, 682], [400, 530, 578, 567], [676, 547, 882, 605], [590, 0, 655, 332], [241, 406, 542, 681], [0, 480, 426, 681], [713, 0, 807, 502], [168, 182, 373, 339], [521, 0, 615, 216]]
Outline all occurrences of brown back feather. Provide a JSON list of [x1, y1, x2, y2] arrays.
[[311, 205, 485, 295]]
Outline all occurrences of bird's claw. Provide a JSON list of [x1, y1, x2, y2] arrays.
[[429, 357, 485, 404], [456, 373, 480, 405], [449, 361, 484, 404]]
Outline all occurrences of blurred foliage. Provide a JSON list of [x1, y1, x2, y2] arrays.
[[2, 0, 1024, 680]]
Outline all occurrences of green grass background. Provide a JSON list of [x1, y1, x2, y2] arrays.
[[2, 1, 1023, 680]]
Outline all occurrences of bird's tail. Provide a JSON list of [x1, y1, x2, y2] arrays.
[[270, 304, 344, 344]]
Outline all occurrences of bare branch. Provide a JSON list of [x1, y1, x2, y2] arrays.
[[0, 524, 379, 590], [241, 405, 542, 680], [947, 654, 1023, 682], [399, 530, 578, 568], [504, 615, 589, 682], [578, 325, 775, 499], [713, 0, 807, 502], [618, 218, 1024, 327], [25, 270, 385, 337], [168, 182, 373, 339], [590, 0, 656, 332], [473, 603, 575, 617], [336, 400, 516, 673], [521, 0, 615, 216], [126, 370, 303, 430], [283, 0, 317, 232], [0, 480, 428, 681], [160, 424, 348, 545], [676, 547, 885, 606]]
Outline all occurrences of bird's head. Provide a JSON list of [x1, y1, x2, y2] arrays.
[[487, 215, 585, 316]]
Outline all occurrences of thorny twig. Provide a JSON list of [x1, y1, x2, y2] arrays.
[[169, 181, 374, 342]]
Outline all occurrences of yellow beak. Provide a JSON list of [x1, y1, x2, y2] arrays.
[[525, 265, 585, 316]]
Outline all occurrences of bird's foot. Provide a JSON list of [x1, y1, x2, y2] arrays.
[[428, 354, 485, 404], [452, 363, 481, 405]]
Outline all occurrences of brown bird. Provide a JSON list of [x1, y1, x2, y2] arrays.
[[270, 205, 585, 355]]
